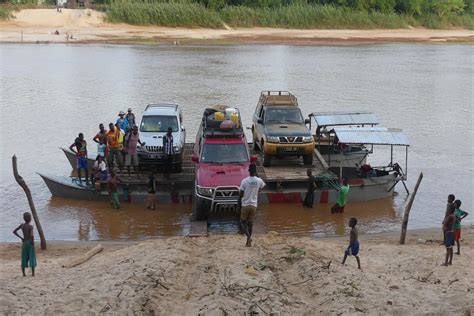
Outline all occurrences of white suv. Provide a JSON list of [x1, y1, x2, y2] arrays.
[[137, 103, 186, 172]]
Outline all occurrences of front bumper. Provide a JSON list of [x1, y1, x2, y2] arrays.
[[263, 142, 314, 156], [195, 185, 240, 212], [137, 152, 182, 165]]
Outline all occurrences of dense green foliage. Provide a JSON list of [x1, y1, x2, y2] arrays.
[[1, 0, 472, 28], [106, 1, 222, 27], [0, 6, 11, 20], [105, 0, 473, 29]]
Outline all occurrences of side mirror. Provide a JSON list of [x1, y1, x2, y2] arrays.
[[181, 126, 185, 131], [304, 118, 311, 125], [257, 118, 263, 124], [191, 155, 199, 163], [250, 155, 258, 163]]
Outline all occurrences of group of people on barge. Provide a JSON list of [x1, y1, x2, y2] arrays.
[[68, 108, 174, 209]]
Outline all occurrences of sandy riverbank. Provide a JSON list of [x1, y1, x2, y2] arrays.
[[1, 227, 473, 314], [1, 9, 473, 44]]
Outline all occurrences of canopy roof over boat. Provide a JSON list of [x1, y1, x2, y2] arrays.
[[333, 127, 409, 146], [310, 111, 378, 127]]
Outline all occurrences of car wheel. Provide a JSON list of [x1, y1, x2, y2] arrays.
[[263, 151, 272, 167], [194, 196, 209, 221], [252, 129, 260, 151], [175, 163, 182, 173], [303, 153, 313, 165]]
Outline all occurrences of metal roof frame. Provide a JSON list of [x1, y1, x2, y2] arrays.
[[332, 127, 409, 146], [310, 111, 378, 128]]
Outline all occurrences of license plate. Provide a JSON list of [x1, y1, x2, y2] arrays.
[[282, 147, 298, 152]]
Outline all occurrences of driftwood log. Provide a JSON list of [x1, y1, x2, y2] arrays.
[[12, 155, 47, 250], [62, 244, 103, 268], [400, 172, 423, 245]]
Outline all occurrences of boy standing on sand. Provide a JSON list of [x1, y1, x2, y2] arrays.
[[442, 204, 456, 266], [13, 212, 37, 276], [453, 199, 469, 255], [341, 217, 361, 269]]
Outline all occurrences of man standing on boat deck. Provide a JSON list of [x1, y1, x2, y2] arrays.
[[124, 126, 144, 180], [105, 123, 123, 171], [93, 123, 107, 145], [69, 133, 89, 185], [162, 127, 174, 179], [126, 108, 136, 129], [331, 178, 349, 214], [239, 163, 265, 247], [116, 111, 129, 133]]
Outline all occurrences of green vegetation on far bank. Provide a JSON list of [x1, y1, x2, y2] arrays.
[[0, 6, 12, 20], [1, 0, 473, 29], [104, 0, 474, 29]]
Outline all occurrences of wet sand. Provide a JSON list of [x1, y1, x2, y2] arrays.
[[1, 227, 473, 314], [1, 9, 473, 44]]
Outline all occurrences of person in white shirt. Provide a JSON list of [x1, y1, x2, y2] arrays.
[[239, 163, 265, 247], [92, 155, 108, 189]]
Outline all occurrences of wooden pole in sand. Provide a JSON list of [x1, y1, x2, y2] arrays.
[[12, 155, 47, 250], [400, 172, 423, 245]]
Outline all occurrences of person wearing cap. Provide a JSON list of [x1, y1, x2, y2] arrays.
[[116, 111, 129, 133], [239, 163, 265, 247], [126, 108, 136, 129]]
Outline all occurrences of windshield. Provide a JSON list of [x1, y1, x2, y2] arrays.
[[265, 108, 304, 124], [140, 115, 178, 133], [201, 143, 249, 163]]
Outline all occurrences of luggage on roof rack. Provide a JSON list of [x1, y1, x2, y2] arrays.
[[201, 105, 244, 138], [258, 91, 298, 107]]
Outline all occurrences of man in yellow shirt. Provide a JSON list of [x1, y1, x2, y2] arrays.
[[105, 123, 123, 170]]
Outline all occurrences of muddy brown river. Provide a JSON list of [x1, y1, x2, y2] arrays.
[[0, 43, 472, 241]]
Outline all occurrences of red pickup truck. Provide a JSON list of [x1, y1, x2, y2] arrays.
[[192, 106, 257, 220]]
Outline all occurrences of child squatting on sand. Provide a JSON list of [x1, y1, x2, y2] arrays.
[[13, 212, 37, 276], [342, 217, 361, 269]]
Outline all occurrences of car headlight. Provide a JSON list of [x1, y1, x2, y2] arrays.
[[173, 145, 181, 153], [302, 136, 313, 143], [267, 136, 280, 143], [197, 187, 213, 197]]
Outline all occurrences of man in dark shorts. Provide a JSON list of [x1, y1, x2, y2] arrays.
[[441, 194, 455, 244], [69, 133, 89, 185], [239, 163, 265, 247], [442, 204, 456, 266], [342, 217, 361, 269], [303, 169, 317, 208], [332, 178, 349, 214], [162, 127, 174, 179], [13, 212, 36, 276]]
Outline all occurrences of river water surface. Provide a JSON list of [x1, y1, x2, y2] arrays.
[[0, 43, 472, 241]]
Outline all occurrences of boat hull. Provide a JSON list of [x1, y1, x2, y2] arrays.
[[39, 173, 397, 204]]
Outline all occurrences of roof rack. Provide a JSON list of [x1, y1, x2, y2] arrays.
[[201, 106, 244, 138], [145, 103, 178, 111], [258, 91, 298, 107]]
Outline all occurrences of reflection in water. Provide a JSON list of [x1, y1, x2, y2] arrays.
[[0, 43, 472, 241], [46, 196, 398, 240]]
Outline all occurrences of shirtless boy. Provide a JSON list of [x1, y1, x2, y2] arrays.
[[13, 212, 37, 276]]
